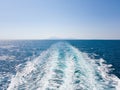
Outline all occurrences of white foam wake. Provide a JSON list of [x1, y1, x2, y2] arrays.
[[7, 42, 120, 90]]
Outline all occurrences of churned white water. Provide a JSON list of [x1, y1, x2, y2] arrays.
[[7, 42, 120, 90]]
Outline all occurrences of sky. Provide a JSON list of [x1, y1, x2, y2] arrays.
[[0, 0, 120, 39]]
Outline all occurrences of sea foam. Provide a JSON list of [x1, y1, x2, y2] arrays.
[[7, 42, 120, 90]]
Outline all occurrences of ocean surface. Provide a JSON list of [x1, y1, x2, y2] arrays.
[[0, 40, 120, 90]]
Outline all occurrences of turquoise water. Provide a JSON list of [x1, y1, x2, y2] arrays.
[[0, 40, 120, 90]]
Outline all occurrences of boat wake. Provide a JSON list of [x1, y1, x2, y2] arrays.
[[7, 42, 120, 90]]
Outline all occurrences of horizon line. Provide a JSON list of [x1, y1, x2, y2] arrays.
[[0, 38, 120, 41]]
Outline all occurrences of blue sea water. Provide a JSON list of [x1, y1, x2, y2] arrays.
[[0, 40, 120, 90]]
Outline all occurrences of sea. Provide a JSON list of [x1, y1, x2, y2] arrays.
[[0, 40, 120, 90]]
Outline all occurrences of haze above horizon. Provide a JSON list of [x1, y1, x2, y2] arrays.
[[0, 0, 120, 39]]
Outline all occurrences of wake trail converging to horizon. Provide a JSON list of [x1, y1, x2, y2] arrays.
[[7, 42, 120, 90]]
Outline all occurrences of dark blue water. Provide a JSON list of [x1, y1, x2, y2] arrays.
[[0, 40, 120, 90], [68, 40, 120, 78]]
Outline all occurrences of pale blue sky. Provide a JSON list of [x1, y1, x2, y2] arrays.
[[0, 0, 120, 39]]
